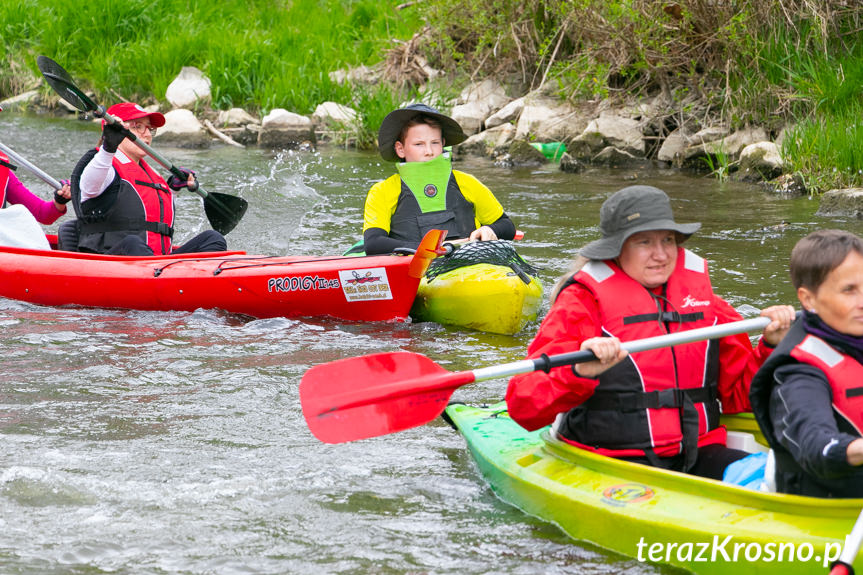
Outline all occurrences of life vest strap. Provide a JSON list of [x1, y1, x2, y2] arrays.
[[585, 386, 715, 411], [135, 180, 170, 192], [623, 311, 704, 325], [80, 217, 174, 238]]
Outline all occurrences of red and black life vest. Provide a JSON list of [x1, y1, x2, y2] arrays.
[[72, 148, 175, 255], [554, 248, 721, 469], [0, 151, 12, 207], [753, 322, 863, 439], [791, 335, 863, 434], [750, 320, 863, 496]]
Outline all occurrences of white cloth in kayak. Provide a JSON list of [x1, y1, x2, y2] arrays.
[[0, 204, 51, 250]]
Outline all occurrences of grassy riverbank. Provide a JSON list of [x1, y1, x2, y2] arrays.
[[2, 0, 860, 192], [0, 0, 421, 138], [417, 0, 863, 192]]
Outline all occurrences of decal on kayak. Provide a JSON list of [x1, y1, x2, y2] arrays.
[[267, 275, 341, 293], [601, 483, 655, 507], [339, 267, 393, 302]]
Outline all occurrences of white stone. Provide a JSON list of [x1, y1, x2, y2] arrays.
[[165, 67, 211, 109], [577, 115, 645, 155], [216, 108, 259, 127], [312, 102, 358, 127], [486, 98, 524, 129], [657, 129, 692, 163], [262, 108, 312, 129], [451, 101, 487, 136], [515, 98, 580, 141], [160, 109, 205, 134]]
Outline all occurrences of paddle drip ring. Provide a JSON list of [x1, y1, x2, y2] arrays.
[[425, 240, 539, 284]]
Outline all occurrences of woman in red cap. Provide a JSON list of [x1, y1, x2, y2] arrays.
[[70, 102, 226, 256], [506, 185, 795, 480]]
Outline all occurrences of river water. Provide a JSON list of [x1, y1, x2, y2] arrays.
[[2, 114, 860, 574]]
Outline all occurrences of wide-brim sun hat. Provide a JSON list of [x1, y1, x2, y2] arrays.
[[104, 102, 166, 128], [579, 185, 701, 260], [377, 103, 466, 162]]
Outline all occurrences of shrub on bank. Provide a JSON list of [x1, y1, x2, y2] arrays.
[[415, 0, 863, 192]]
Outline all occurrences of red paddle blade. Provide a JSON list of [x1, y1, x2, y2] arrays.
[[300, 351, 475, 444]]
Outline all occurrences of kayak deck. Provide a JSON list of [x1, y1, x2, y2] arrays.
[[444, 402, 862, 574]]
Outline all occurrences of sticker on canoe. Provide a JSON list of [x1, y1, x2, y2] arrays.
[[339, 267, 393, 302], [268, 275, 341, 293], [602, 483, 655, 507]]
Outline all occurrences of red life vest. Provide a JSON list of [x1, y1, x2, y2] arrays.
[[0, 151, 11, 206], [556, 248, 722, 465], [112, 154, 175, 254], [790, 334, 863, 434], [74, 149, 175, 255]]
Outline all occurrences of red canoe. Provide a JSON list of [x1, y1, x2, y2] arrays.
[[0, 230, 446, 322]]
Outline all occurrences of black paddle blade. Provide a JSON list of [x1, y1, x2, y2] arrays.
[[203, 192, 248, 235], [37, 56, 99, 113]]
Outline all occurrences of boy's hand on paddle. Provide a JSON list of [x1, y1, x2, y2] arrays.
[[469, 225, 498, 242], [572, 336, 628, 379], [759, 305, 796, 346]]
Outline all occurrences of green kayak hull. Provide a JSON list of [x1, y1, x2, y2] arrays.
[[444, 402, 862, 574]]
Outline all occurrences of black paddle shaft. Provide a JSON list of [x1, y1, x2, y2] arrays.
[[36, 55, 248, 235]]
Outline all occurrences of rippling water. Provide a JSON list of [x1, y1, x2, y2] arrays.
[[2, 114, 862, 574]]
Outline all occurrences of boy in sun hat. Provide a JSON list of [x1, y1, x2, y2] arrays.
[[70, 102, 226, 256], [506, 185, 795, 480], [360, 103, 516, 255]]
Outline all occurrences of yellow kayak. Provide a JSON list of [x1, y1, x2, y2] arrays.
[[409, 241, 543, 335], [444, 402, 862, 574]]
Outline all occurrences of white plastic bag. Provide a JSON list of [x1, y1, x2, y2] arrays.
[[0, 204, 51, 250]]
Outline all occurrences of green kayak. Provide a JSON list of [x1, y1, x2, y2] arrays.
[[444, 402, 862, 574]]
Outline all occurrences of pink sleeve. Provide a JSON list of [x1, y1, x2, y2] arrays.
[[5, 172, 66, 225]]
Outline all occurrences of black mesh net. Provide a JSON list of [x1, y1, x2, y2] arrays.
[[425, 240, 539, 284]]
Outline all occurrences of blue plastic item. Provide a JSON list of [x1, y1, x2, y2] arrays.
[[723, 451, 768, 490]]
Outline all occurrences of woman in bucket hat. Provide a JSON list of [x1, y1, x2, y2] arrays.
[[359, 103, 516, 255], [506, 185, 795, 480], [71, 102, 226, 256]]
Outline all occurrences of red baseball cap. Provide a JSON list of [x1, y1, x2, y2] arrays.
[[105, 102, 165, 127]]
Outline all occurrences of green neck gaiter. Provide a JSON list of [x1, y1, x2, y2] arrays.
[[396, 153, 453, 212]]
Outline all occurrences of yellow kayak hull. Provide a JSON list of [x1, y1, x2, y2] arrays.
[[410, 263, 543, 334], [445, 402, 862, 574]]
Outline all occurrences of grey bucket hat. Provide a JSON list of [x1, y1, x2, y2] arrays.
[[377, 103, 467, 162], [579, 185, 701, 260]]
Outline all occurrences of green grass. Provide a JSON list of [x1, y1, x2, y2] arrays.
[[783, 103, 863, 194], [0, 0, 423, 145]]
